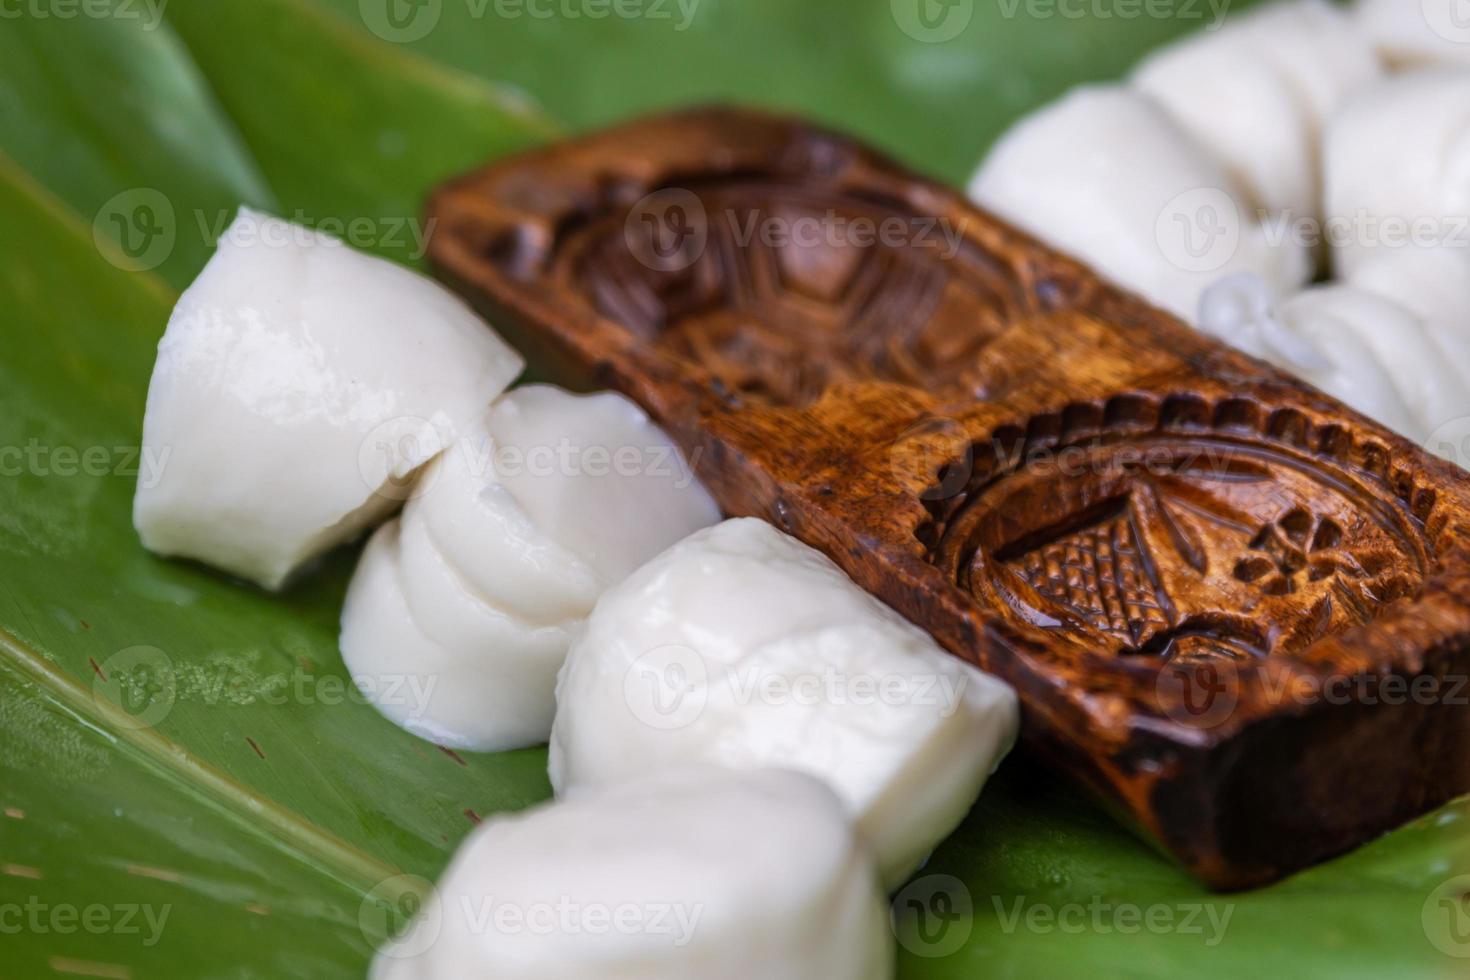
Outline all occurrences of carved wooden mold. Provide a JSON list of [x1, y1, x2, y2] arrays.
[[427, 107, 1470, 890]]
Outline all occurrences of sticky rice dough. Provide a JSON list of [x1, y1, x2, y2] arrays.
[[1355, 0, 1470, 70], [1346, 248, 1470, 334], [1198, 274, 1470, 445], [549, 518, 1019, 888], [1324, 70, 1470, 278], [134, 207, 524, 589], [1131, 0, 1379, 217], [371, 767, 892, 980], [341, 385, 720, 750], [968, 86, 1311, 322]]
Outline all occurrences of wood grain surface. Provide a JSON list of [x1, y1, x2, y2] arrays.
[[426, 107, 1470, 890]]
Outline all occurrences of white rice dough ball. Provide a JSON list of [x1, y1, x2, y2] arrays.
[[1347, 247, 1470, 332], [341, 385, 719, 750], [339, 518, 571, 751], [1323, 70, 1470, 278], [1355, 0, 1470, 70], [1132, 0, 1380, 218], [969, 86, 1312, 323], [371, 767, 893, 980], [550, 518, 1019, 888], [1198, 273, 1470, 443], [481, 385, 720, 584], [134, 207, 524, 589]]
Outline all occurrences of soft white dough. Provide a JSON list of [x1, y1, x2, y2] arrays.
[[486, 385, 720, 582], [1356, 0, 1470, 69], [1324, 70, 1470, 278], [340, 520, 568, 751], [1348, 248, 1470, 330], [1288, 286, 1468, 440], [1196, 273, 1333, 376], [372, 767, 892, 980], [1197, 274, 1469, 442], [134, 207, 524, 589], [342, 385, 719, 750], [396, 506, 552, 653], [1344, 249, 1470, 443], [1198, 275, 1412, 435], [411, 417, 606, 626], [968, 86, 1311, 322], [1131, 0, 1379, 217], [549, 518, 1019, 888]]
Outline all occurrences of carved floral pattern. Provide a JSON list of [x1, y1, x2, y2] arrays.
[[1233, 507, 1373, 596]]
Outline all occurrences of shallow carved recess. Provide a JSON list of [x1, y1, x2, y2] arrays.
[[554, 179, 1038, 407], [426, 107, 1470, 890], [921, 393, 1434, 665]]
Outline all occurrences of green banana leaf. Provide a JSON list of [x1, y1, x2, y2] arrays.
[[314, 0, 1263, 186], [0, 10, 275, 288], [0, 1, 1465, 977]]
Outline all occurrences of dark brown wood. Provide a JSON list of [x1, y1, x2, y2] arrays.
[[425, 107, 1470, 890]]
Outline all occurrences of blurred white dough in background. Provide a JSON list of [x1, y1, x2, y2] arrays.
[[1323, 69, 1470, 278], [969, 86, 1311, 323], [1347, 247, 1470, 331], [1132, 0, 1380, 220], [1355, 0, 1470, 69], [1198, 273, 1470, 447]]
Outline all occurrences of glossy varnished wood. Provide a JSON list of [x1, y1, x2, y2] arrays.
[[426, 107, 1470, 889]]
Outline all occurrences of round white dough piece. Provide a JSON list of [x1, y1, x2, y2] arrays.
[[1346, 249, 1470, 447], [549, 518, 1019, 888], [1355, 0, 1470, 69], [409, 417, 605, 626], [1131, 0, 1379, 217], [1324, 70, 1470, 278], [340, 519, 569, 751], [371, 767, 892, 980], [1196, 273, 1334, 376], [1347, 245, 1470, 331], [410, 385, 719, 622], [968, 86, 1311, 322], [485, 385, 720, 583], [344, 384, 720, 750], [134, 207, 524, 589], [1198, 274, 1468, 442], [1282, 286, 1469, 441]]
